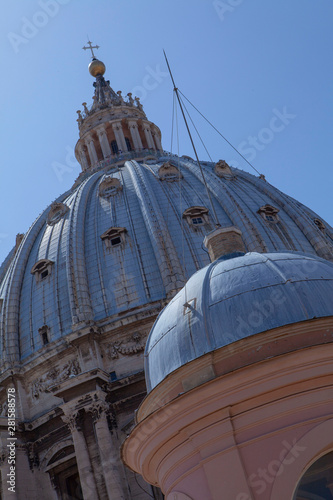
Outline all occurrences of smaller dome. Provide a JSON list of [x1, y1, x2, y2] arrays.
[[144, 252, 333, 392], [88, 58, 106, 77]]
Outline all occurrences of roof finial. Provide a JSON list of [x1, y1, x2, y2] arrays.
[[82, 40, 106, 77], [82, 40, 100, 60]]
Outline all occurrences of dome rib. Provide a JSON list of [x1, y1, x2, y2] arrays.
[[3, 210, 48, 364], [241, 170, 333, 261], [128, 161, 185, 296], [119, 168, 152, 301], [181, 160, 267, 253], [66, 173, 99, 326]]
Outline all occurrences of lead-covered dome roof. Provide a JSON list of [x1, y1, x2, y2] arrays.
[[0, 156, 333, 365], [145, 251, 333, 392]]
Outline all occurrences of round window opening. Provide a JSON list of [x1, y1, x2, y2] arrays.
[[293, 451, 333, 499]]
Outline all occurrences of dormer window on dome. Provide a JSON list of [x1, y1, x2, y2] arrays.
[[314, 218, 325, 231], [258, 204, 280, 223], [47, 202, 69, 226], [100, 227, 127, 249], [183, 207, 209, 227], [38, 325, 50, 346], [31, 259, 54, 283], [214, 159, 232, 178], [158, 162, 183, 182], [99, 177, 122, 198]]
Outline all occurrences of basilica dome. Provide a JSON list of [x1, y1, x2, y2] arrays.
[[1, 158, 333, 365], [0, 54, 333, 370], [144, 251, 333, 392], [1, 50, 333, 500]]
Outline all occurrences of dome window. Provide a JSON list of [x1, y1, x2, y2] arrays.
[[258, 204, 280, 223], [99, 177, 122, 198], [214, 159, 232, 178], [38, 325, 50, 346], [183, 207, 209, 227], [158, 162, 183, 182], [47, 202, 69, 226], [31, 259, 54, 283], [314, 218, 325, 231], [101, 227, 127, 249]]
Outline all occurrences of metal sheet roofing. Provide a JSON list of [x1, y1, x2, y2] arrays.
[[144, 252, 333, 392]]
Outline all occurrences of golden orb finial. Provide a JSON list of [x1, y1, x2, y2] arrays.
[[88, 58, 106, 77], [83, 40, 106, 77]]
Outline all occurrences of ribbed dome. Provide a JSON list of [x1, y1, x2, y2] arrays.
[[145, 251, 333, 392], [1, 156, 333, 365]]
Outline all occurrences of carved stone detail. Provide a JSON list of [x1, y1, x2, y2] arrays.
[[61, 410, 82, 432], [103, 332, 145, 359], [26, 442, 39, 470], [86, 400, 109, 423], [31, 358, 81, 399]]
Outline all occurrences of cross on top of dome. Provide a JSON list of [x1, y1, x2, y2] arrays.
[[83, 40, 106, 77], [82, 40, 100, 59]]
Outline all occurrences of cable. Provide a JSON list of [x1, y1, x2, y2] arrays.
[[179, 94, 214, 163], [170, 92, 176, 154], [163, 50, 220, 228], [178, 89, 262, 176]]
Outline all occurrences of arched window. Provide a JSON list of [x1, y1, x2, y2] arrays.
[[258, 204, 280, 223], [125, 137, 132, 151], [158, 162, 183, 181], [214, 159, 233, 178], [111, 140, 119, 155], [100, 227, 127, 249], [99, 177, 122, 198], [293, 451, 333, 499], [31, 259, 54, 283], [47, 202, 69, 226], [314, 218, 325, 231], [183, 207, 209, 227]]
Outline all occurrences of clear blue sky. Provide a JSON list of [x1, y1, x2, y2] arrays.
[[1, 0, 332, 264]]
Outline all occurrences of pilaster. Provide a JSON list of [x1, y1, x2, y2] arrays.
[[61, 411, 99, 500], [142, 123, 155, 150], [97, 126, 112, 158], [78, 145, 89, 171], [87, 399, 125, 500], [85, 135, 98, 166], [128, 120, 143, 150], [0, 450, 17, 500]]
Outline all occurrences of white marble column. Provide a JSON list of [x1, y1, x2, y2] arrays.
[[128, 120, 143, 150], [61, 413, 99, 500], [88, 401, 125, 500], [97, 126, 112, 158], [152, 130, 163, 151], [78, 145, 89, 171], [143, 124, 155, 150], [85, 135, 98, 166], [112, 122, 127, 153]]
